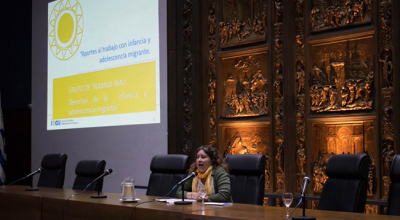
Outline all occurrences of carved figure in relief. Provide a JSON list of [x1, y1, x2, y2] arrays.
[[274, 74, 284, 98], [348, 80, 356, 104], [368, 168, 374, 195], [296, 113, 305, 136], [341, 85, 349, 106], [324, 7, 336, 27], [310, 8, 320, 29], [312, 66, 328, 85], [208, 10, 216, 35], [253, 14, 264, 34], [265, 154, 270, 189], [224, 73, 236, 102], [314, 86, 321, 107], [275, 0, 283, 23], [276, 177, 284, 191], [297, 140, 306, 174], [310, 85, 317, 106], [319, 87, 329, 107], [379, 54, 393, 88], [296, 34, 304, 49], [296, 0, 303, 18], [335, 8, 345, 26], [382, 142, 394, 176], [230, 93, 240, 113], [383, 106, 393, 130], [296, 66, 305, 94], [242, 94, 251, 114], [259, 90, 268, 112], [219, 22, 230, 44], [275, 139, 284, 174], [355, 80, 363, 100], [329, 85, 337, 106], [364, 82, 372, 102], [208, 78, 216, 105]]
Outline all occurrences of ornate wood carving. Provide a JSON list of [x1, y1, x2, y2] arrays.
[[365, 204, 378, 214], [219, 0, 267, 48], [310, 38, 374, 113], [310, 0, 372, 32], [379, 0, 393, 199], [220, 123, 270, 190], [183, 0, 193, 154], [295, 0, 306, 193], [208, 0, 217, 146], [311, 121, 375, 194], [222, 55, 268, 118], [274, 0, 284, 191]]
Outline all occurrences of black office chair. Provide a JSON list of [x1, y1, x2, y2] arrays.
[[37, 154, 68, 188], [318, 154, 371, 213], [146, 154, 189, 196], [387, 154, 400, 216], [72, 160, 106, 191], [225, 154, 266, 205]]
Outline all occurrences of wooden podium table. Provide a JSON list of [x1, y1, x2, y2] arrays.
[[0, 186, 398, 220]]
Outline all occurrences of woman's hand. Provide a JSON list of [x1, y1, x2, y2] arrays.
[[187, 192, 199, 199]]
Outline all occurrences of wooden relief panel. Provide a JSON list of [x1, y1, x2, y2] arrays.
[[219, 0, 267, 48], [310, 37, 374, 113], [310, 0, 372, 32], [219, 123, 270, 190], [294, 0, 306, 193], [379, 0, 393, 199], [182, 0, 193, 154], [311, 121, 375, 194], [221, 53, 268, 118], [208, 0, 217, 146], [274, 0, 284, 192]]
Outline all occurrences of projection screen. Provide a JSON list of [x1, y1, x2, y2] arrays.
[[47, 0, 160, 130]]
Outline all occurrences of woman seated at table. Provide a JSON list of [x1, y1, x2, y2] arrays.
[[177, 145, 233, 203]]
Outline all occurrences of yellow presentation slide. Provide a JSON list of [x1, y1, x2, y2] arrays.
[[47, 0, 160, 130]]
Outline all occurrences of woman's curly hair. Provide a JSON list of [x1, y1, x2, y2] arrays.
[[188, 145, 229, 173]]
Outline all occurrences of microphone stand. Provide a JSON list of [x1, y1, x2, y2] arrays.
[[174, 182, 192, 205], [91, 185, 106, 198], [25, 175, 39, 191], [292, 194, 316, 220], [88, 169, 112, 199]]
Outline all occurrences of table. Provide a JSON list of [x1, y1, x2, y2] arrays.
[[0, 186, 397, 220]]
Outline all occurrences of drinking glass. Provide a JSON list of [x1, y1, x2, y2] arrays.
[[282, 192, 293, 218], [198, 188, 207, 206]]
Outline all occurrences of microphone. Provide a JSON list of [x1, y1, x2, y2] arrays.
[[87, 169, 113, 198], [300, 176, 310, 197], [177, 171, 198, 185], [3, 168, 43, 191], [25, 168, 43, 179]]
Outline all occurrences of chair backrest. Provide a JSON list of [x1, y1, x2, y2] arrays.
[[225, 154, 266, 205], [146, 154, 189, 196], [318, 154, 371, 213], [37, 154, 68, 188], [387, 154, 400, 216], [72, 160, 106, 191]]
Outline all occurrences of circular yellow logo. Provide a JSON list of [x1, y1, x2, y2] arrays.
[[48, 0, 84, 60]]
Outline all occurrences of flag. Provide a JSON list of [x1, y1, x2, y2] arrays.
[[0, 92, 6, 184]]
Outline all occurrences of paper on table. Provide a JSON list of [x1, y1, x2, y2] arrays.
[[204, 202, 232, 206], [156, 198, 197, 203]]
